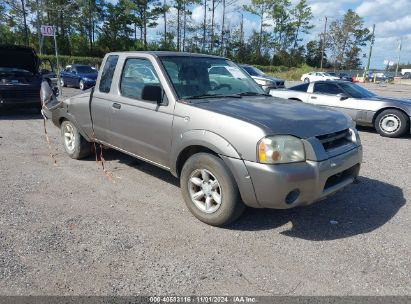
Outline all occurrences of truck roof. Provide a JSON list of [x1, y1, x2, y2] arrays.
[[105, 51, 228, 60]]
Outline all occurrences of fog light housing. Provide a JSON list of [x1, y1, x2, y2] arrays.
[[285, 189, 300, 205]]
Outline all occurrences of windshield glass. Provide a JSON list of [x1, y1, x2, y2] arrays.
[[76, 66, 97, 74], [340, 82, 376, 98], [159, 56, 265, 99], [242, 66, 265, 77]]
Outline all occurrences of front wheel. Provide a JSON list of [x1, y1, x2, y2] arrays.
[[79, 80, 85, 90], [180, 153, 245, 226], [61, 120, 91, 159], [374, 109, 409, 138]]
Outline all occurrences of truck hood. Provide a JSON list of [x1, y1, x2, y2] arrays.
[[0, 45, 40, 74], [192, 96, 351, 138]]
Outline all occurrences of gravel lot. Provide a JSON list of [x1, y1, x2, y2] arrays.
[[0, 84, 410, 296]]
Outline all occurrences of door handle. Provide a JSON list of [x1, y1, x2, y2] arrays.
[[311, 96, 317, 99], [112, 103, 121, 109]]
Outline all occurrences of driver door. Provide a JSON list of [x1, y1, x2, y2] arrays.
[[308, 82, 358, 120]]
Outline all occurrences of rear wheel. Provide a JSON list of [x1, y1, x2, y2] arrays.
[[61, 120, 91, 159], [180, 153, 245, 226], [374, 109, 409, 138]]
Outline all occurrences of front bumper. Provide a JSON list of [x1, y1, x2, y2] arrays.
[[244, 146, 362, 209]]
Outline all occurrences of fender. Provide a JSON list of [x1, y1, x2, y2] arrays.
[[170, 129, 260, 208], [170, 129, 241, 175], [50, 106, 92, 142]]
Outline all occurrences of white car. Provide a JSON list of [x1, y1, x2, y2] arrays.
[[301, 72, 340, 83]]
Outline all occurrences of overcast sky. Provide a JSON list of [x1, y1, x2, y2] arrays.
[[122, 0, 411, 69]]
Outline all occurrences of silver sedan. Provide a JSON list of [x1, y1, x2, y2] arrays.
[[270, 81, 411, 138]]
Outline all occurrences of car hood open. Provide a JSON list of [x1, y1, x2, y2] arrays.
[[0, 45, 40, 74], [192, 96, 351, 138]]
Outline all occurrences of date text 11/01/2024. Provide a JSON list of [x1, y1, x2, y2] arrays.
[[149, 296, 257, 303]]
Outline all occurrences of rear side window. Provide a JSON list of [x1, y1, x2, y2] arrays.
[[99, 55, 118, 93], [314, 83, 343, 95]]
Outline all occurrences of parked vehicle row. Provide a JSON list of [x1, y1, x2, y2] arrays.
[[301, 72, 340, 83], [269, 81, 411, 138], [0, 44, 57, 109], [239, 64, 285, 92], [42, 51, 363, 227], [59, 64, 98, 90]]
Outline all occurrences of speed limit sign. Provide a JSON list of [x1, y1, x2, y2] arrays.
[[41, 25, 54, 36]]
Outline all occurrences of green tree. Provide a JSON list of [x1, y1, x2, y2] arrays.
[[327, 9, 370, 69], [243, 0, 272, 58], [305, 40, 326, 68]]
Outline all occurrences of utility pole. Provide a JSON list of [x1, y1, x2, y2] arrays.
[[365, 24, 375, 74], [320, 16, 328, 70], [395, 37, 403, 77], [202, 0, 207, 52], [21, 0, 29, 46]]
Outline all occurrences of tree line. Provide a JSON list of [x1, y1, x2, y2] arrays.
[[1, 0, 371, 69]]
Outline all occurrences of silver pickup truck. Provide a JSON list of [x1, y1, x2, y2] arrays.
[[43, 52, 362, 226]]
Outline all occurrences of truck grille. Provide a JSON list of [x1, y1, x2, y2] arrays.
[[316, 129, 352, 151]]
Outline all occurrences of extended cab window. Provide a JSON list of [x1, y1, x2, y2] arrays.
[[120, 58, 160, 100], [99, 55, 118, 93], [313, 83, 343, 95]]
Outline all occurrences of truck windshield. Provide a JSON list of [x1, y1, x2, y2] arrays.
[[159, 56, 265, 99]]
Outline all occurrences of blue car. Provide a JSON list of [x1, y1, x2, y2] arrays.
[[59, 64, 98, 90]]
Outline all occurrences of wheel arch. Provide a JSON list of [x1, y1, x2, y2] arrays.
[[172, 140, 260, 208], [372, 107, 410, 125], [58, 114, 92, 142], [171, 130, 242, 177]]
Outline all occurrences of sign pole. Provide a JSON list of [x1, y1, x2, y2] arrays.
[[53, 25, 62, 96]]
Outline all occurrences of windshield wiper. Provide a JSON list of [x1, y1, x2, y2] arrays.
[[185, 94, 242, 100], [237, 92, 271, 97]]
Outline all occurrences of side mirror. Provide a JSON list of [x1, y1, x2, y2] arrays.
[[142, 85, 163, 104], [337, 93, 349, 100]]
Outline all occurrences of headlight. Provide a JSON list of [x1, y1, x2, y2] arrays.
[[257, 135, 305, 164], [262, 80, 274, 86]]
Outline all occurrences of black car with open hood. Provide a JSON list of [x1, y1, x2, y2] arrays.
[[0, 45, 55, 109]]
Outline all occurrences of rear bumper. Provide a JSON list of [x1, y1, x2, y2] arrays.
[[0, 88, 41, 107], [243, 146, 362, 209]]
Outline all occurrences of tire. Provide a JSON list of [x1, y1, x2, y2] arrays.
[[180, 153, 245, 226], [60, 120, 91, 159], [79, 80, 85, 90], [60, 77, 66, 87], [374, 109, 409, 138], [304, 77, 310, 83]]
